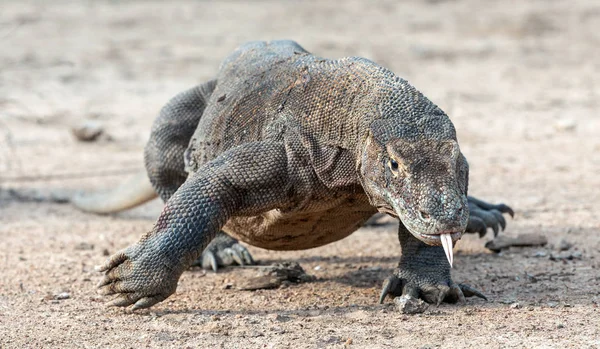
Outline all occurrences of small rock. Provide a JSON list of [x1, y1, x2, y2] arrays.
[[71, 121, 104, 142], [314, 265, 322, 271], [547, 302, 558, 308], [267, 314, 290, 322], [510, 302, 521, 309], [557, 324, 565, 329], [553, 119, 577, 132], [533, 250, 548, 258], [394, 295, 429, 314], [557, 239, 573, 251], [75, 242, 94, 251], [485, 233, 548, 252], [54, 292, 70, 300], [238, 262, 314, 290], [550, 251, 583, 261]]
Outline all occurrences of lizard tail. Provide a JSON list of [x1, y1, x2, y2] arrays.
[[71, 171, 158, 214]]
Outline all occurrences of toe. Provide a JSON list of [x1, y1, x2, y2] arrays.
[[225, 247, 245, 266], [471, 209, 501, 237], [458, 283, 487, 300], [233, 244, 255, 265], [106, 293, 138, 308], [379, 275, 403, 304], [201, 251, 218, 272], [491, 209, 507, 230], [98, 280, 130, 296], [449, 283, 466, 304], [495, 203, 514, 218], [132, 294, 168, 310], [97, 251, 127, 273], [435, 285, 451, 306], [466, 216, 487, 237]]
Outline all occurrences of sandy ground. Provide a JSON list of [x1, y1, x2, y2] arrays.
[[1, 0, 600, 348]]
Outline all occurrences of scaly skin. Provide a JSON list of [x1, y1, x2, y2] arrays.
[[95, 40, 513, 309]]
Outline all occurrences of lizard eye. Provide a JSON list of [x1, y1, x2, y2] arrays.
[[389, 159, 399, 171]]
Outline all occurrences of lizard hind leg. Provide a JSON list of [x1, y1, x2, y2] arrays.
[[144, 80, 256, 270], [192, 232, 254, 272], [144, 80, 217, 202], [465, 196, 514, 238]]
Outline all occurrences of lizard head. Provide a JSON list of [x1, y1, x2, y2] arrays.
[[359, 117, 470, 249]]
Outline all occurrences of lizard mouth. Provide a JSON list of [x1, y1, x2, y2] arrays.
[[413, 231, 462, 268], [413, 231, 462, 245]]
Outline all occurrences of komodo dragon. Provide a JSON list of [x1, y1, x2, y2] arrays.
[[75, 40, 513, 310]]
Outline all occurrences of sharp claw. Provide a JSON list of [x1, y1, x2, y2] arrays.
[[106, 294, 137, 308], [440, 233, 454, 268], [497, 204, 514, 218], [202, 252, 218, 272], [227, 248, 245, 266], [97, 275, 112, 288], [436, 289, 446, 306], [132, 295, 165, 310], [379, 275, 402, 304], [478, 224, 487, 238], [492, 210, 507, 230], [98, 252, 127, 272], [458, 283, 487, 300], [491, 222, 499, 237], [233, 244, 255, 265], [451, 283, 467, 304], [241, 250, 255, 265], [379, 278, 392, 304]]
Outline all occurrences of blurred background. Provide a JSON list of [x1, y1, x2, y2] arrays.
[[1, 1, 598, 203]]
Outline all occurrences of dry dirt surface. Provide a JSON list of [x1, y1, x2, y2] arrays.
[[1, 1, 600, 348]]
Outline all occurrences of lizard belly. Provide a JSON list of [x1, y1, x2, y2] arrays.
[[223, 203, 376, 250]]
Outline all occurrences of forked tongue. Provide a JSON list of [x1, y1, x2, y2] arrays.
[[440, 233, 454, 268]]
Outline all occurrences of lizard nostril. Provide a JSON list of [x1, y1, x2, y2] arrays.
[[419, 210, 431, 220]]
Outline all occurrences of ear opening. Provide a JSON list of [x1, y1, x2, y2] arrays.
[[438, 140, 460, 160]]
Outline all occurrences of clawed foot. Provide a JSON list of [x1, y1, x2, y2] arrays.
[[97, 241, 181, 310], [466, 196, 514, 238], [379, 272, 486, 306], [192, 232, 254, 272]]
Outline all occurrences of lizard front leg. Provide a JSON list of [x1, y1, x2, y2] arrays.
[[379, 223, 486, 305], [97, 142, 291, 310]]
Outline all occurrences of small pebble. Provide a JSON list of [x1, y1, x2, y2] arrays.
[[267, 314, 290, 322], [75, 242, 94, 251], [558, 239, 573, 251], [553, 119, 577, 132], [394, 295, 428, 314], [71, 121, 104, 142], [510, 302, 521, 309], [54, 292, 70, 300]]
